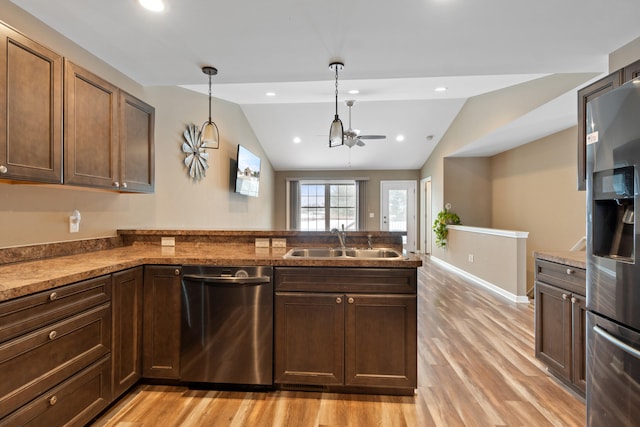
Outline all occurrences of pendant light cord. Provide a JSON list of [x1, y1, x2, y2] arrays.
[[334, 66, 339, 118], [208, 73, 213, 122]]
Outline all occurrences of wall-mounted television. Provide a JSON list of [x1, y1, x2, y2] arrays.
[[234, 145, 261, 197]]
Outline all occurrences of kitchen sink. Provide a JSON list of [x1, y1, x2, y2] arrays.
[[283, 247, 406, 260]]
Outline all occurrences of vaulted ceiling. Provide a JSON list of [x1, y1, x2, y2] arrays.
[[10, 0, 640, 170]]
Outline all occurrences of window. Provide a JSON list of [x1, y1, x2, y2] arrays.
[[289, 180, 367, 231]]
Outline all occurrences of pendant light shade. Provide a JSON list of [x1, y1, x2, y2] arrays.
[[329, 62, 344, 148], [201, 66, 219, 149]]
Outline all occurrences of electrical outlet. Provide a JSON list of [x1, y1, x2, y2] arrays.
[[69, 216, 79, 233], [468, 254, 474, 263], [272, 238, 287, 248], [255, 238, 270, 248], [161, 237, 176, 247]]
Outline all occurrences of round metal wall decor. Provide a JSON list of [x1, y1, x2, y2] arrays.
[[182, 124, 209, 180]]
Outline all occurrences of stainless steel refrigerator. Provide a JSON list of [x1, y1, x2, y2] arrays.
[[586, 77, 640, 426]]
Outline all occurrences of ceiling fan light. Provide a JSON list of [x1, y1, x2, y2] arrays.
[[329, 116, 344, 147]]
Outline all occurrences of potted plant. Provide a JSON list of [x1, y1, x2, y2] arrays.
[[433, 204, 461, 248]]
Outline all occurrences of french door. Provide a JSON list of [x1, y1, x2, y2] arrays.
[[380, 180, 416, 252]]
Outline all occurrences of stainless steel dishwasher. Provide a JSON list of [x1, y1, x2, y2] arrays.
[[180, 265, 273, 387]]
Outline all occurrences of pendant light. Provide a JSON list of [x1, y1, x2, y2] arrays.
[[329, 62, 344, 147], [201, 66, 219, 149]]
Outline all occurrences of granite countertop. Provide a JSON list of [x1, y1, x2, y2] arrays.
[[0, 243, 422, 302], [533, 250, 586, 270]]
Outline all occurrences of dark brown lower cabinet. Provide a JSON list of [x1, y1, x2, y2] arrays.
[[534, 258, 586, 395], [274, 267, 417, 393], [0, 356, 112, 427], [112, 267, 143, 398], [142, 265, 182, 379], [275, 293, 345, 385]]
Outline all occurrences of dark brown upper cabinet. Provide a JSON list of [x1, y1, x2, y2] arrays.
[[64, 60, 119, 190], [0, 24, 63, 183], [119, 91, 155, 193]]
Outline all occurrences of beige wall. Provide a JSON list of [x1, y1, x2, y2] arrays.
[[273, 169, 419, 231], [609, 36, 640, 72], [491, 127, 586, 292], [0, 3, 275, 248], [421, 73, 596, 257], [443, 157, 492, 227]]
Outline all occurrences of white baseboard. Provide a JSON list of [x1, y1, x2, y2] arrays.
[[430, 256, 530, 304]]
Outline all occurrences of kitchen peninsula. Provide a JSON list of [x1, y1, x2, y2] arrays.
[[0, 230, 420, 426]]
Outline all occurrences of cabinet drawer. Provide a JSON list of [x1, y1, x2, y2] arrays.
[[0, 303, 111, 419], [0, 275, 111, 343], [535, 259, 585, 296], [275, 267, 417, 294], [0, 355, 111, 427]]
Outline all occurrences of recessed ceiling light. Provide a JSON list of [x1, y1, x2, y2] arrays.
[[396, 135, 405, 142], [293, 137, 301, 144], [435, 86, 447, 92], [139, 0, 165, 12], [348, 89, 360, 94], [265, 92, 276, 97]]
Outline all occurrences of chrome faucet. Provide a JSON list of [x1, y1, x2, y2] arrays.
[[331, 224, 347, 249], [367, 234, 373, 249]]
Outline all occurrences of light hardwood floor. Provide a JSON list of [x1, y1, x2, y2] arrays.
[[93, 256, 585, 427]]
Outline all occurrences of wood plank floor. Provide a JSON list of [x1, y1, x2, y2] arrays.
[[93, 256, 585, 427]]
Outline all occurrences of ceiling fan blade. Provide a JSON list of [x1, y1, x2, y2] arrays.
[[358, 135, 386, 140], [356, 138, 366, 147]]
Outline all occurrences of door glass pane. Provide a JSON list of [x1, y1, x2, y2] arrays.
[[388, 189, 407, 232]]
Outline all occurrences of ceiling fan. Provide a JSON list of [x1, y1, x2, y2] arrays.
[[343, 100, 386, 148]]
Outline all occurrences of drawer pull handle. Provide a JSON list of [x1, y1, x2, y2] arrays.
[[49, 395, 57, 406], [566, 268, 575, 275], [562, 293, 569, 300], [348, 297, 355, 304], [48, 330, 57, 340], [49, 292, 58, 301], [336, 297, 342, 304]]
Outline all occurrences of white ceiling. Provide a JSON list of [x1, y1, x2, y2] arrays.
[[10, 0, 640, 170]]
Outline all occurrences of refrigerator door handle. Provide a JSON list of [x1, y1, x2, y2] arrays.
[[594, 325, 640, 360]]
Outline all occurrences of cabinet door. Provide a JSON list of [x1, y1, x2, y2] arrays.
[[0, 24, 62, 183], [119, 91, 154, 193], [274, 292, 344, 385], [112, 267, 143, 398], [571, 293, 587, 394], [535, 281, 572, 381], [576, 71, 622, 191], [64, 60, 119, 189], [142, 265, 181, 379], [345, 294, 417, 388]]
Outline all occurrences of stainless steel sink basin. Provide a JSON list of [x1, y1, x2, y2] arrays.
[[283, 247, 406, 260]]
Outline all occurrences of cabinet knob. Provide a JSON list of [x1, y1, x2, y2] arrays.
[[48, 330, 57, 340], [336, 297, 342, 304], [174, 269, 181, 276], [113, 181, 120, 188], [49, 292, 58, 301], [348, 297, 355, 304], [571, 296, 577, 304], [0, 165, 7, 174], [49, 395, 57, 406], [562, 293, 569, 300], [566, 268, 575, 275], [122, 182, 128, 189]]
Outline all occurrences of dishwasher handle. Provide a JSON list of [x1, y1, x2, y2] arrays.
[[182, 274, 271, 286]]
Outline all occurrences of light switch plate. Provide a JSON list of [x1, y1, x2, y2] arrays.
[[161, 237, 176, 247], [255, 238, 270, 248], [272, 238, 287, 248]]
